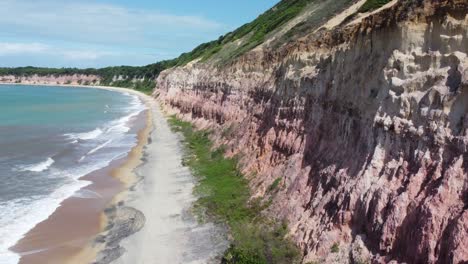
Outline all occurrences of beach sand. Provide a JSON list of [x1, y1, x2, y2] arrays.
[[112, 101, 228, 264]]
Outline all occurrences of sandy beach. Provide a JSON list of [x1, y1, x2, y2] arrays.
[[112, 100, 228, 264]]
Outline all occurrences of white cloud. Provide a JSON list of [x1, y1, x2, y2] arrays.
[[62, 50, 113, 61], [0, 41, 115, 62], [0, 43, 49, 55], [0, 0, 224, 48], [0, 0, 229, 67]]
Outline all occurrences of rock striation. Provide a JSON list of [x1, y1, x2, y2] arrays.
[[0, 74, 101, 86], [156, 0, 468, 263]]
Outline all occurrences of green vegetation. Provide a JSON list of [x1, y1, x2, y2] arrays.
[[0, 61, 172, 80], [267, 178, 282, 194], [168, 116, 301, 264], [140, 0, 311, 66], [174, 0, 356, 63], [358, 0, 391, 12], [331, 243, 340, 253], [110, 79, 156, 95], [279, 0, 353, 45]]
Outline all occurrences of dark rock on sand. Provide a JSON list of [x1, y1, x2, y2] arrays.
[[93, 206, 145, 264]]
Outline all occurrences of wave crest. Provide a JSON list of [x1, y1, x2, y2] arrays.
[[19, 158, 55, 172], [65, 128, 103, 141]]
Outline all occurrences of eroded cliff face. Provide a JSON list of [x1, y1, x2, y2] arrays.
[[0, 74, 102, 86], [156, 0, 468, 263]]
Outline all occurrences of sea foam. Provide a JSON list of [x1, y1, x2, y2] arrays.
[[19, 158, 55, 172], [0, 178, 89, 264], [65, 128, 103, 141]]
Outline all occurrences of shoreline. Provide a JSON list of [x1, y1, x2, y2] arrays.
[[2, 83, 154, 264], [0, 82, 152, 95]]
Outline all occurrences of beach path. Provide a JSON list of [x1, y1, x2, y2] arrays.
[[114, 100, 227, 264]]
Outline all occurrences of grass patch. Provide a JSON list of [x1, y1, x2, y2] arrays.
[[109, 79, 156, 95], [168, 116, 301, 264], [331, 243, 340, 253], [267, 178, 282, 194], [278, 0, 353, 46], [358, 0, 391, 12]]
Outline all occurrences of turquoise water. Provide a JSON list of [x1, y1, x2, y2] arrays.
[[0, 85, 121, 126], [0, 85, 145, 263]]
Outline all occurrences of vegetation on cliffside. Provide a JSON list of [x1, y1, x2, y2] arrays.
[[168, 116, 301, 264], [174, 0, 311, 64], [358, 0, 392, 12]]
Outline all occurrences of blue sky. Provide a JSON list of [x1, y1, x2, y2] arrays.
[[0, 0, 278, 68]]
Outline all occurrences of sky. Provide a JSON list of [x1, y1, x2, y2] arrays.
[[0, 0, 279, 68]]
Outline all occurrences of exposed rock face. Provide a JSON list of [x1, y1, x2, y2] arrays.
[[156, 1, 468, 263], [94, 206, 145, 264], [0, 74, 101, 85]]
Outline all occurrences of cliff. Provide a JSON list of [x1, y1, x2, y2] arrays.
[[0, 73, 157, 94], [156, 0, 468, 263], [0, 64, 168, 93], [0, 74, 101, 86]]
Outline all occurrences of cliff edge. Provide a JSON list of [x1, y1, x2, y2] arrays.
[[156, 0, 468, 263]]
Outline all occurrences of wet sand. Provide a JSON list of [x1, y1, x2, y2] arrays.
[[11, 158, 124, 264], [9, 86, 152, 264]]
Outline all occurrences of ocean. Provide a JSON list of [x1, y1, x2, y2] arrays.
[[0, 85, 146, 263]]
